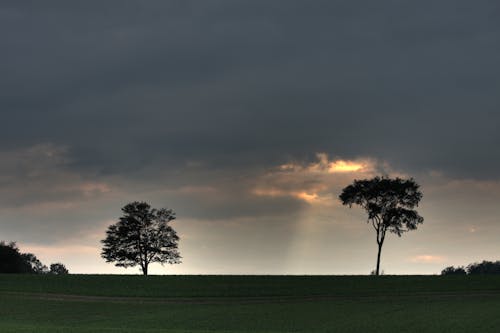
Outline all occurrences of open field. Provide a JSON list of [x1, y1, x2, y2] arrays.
[[1, 275, 500, 332]]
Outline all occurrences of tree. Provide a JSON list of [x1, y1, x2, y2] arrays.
[[101, 201, 181, 275], [0, 242, 32, 273], [466, 261, 500, 275], [0, 241, 66, 274], [22, 253, 48, 274], [441, 266, 466, 275], [339, 176, 424, 275], [49, 263, 69, 275]]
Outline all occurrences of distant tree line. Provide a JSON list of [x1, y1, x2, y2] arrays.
[[0, 241, 68, 274], [441, 261, 500, 275]]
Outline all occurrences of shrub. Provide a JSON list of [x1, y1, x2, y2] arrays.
[[466, 261, 500, 275], [441, 266, 466, 275]]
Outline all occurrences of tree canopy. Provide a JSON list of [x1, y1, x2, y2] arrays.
[[442, 261, 500, 275], [101, 201, 181, 275], [0, 242, 32, 273], [339, 176, 424, 275], [441, 266, 467, 275], [0, 241, 66, 274], [22, 252, 48, 274], [467, 261, 500, 275], [50, 263, 69, 275]]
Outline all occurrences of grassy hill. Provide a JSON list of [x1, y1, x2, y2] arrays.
[[1, 274, 500, 332]]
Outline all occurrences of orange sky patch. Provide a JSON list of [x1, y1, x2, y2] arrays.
[[253, 153, 377, 205], [409, 255, 446, 264], [328, 160, 364, 173]]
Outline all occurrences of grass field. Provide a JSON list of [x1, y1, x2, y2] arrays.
[[1, 275, 500, 332]]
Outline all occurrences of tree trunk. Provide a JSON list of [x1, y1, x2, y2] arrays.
[[375, 242, 383, 276], [142, 263, 148, 275]]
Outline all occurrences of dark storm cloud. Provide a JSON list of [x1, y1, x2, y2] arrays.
[[4, 1, 500, 275], [1, 0, 500, 179]]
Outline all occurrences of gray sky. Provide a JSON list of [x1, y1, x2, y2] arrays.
[[1, 1, 500, 274]]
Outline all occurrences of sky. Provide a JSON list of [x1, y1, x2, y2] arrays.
[[1, 1, 500, 275]]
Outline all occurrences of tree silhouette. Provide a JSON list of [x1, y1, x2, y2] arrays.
[[339, 176, 423, 275], [101, 201, 181, 275], [441, 266, 466, 275], [22, 252, 48, 273], [0, 241, 67, 274], [467, 261, 500, 274], [0, 242, 32, 273], [49, 263, 69, 275]]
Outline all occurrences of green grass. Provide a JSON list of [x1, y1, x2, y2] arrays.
[[1, 275, 500, 332], [2, 274, 500, 297]]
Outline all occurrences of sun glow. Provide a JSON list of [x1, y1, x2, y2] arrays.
[[253, 188, 321, 204], [328, 160, 364, 173], [253, 153, 375, 205], [252, 188, 286, 197], [409, 255, 446, 264], [281, 153, 369, 174], [294, 192, 319, 203]]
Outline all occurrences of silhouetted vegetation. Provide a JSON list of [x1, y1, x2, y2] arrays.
[[441, 266, 466, 275], [101, 201, 181, 275], [340, 176, 423, 275], [0, 241, 67, 274], [49, 263, 69, 275], [370, 269, 384, 275], [0, 242, 33, 273], [441, 261, 500, 275], [23, 252, 50, 273], [467, 261, 500, 274]]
